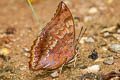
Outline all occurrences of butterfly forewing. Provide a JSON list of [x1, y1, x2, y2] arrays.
[[29, 1, 75, 70]]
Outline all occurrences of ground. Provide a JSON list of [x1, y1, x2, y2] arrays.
[[0, 0, 120, 80]]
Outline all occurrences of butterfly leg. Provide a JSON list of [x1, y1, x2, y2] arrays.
[[74, 47, 79, 67], [74, 47, 84, 75], [68, 47, 79, 67], [59, 63, 65, 74], [59, 58, 67, 74]]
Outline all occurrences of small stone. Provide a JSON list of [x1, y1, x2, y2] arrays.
[[85, 37, 95, 43], [103, 59, 114, 65], [24, 53, 30, 58], [104, 71, 120, 80], [95, 58, 104, 62], [79, 73, 104, 80], [24, 48, 30, 53], [0, 48, 10, 56], [102, 47, 108, 51], [80, 65, 88, 69], [103, 32, 111, 37], [84, 65, 100, 73], [79, 37, 87, 44], [5, 27, 16, 35], [109, 44, 120, 53], [100, 26, 117, 33], [88, 7, 98, 14], [102, 54, 113, 58], [80, 73, 96, 79], [74, 16, 80, 21], [50, 71, 59, 78], [114, 54, 120, 59], [99, 5, 107, 11], [0, 48, 11, 61], [117, 29, 120, 34], [113, 34, 120, 41], [0, 37, 10, 45], [20, 66, 28, 70], [107, 0, 113, 3], [99, 40, 107, 46], [84, 16, 92, 22], [88, 49, 98, 60]]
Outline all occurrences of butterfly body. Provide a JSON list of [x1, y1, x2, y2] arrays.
[[29, 1, 76, 70]]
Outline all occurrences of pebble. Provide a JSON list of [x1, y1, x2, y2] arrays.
[[20, 66, 28, 70], [99, 5, 107, 11], [50, 71, 59, 78], [102, 54, 113, 58], [84, 16, 93, 22], [79, 37, 87, 44], [100, 26, 117, 33], [103, 32, 111, 37], [114, 54, 120, 59], [24, 47, 30, 58], [0, 37, 10, 45], [84, 65, 100, 73], [88, 49, 98, 60], [24, 48, 30, 53], [80, 65, 88, 69], [0, 48, 11, 61], [117, 29, 120, 34], [113, 34, 120, 41], [74, 16, 80, 21], [109, 44, 120, 53], [24, 52, 30, 58], [5, 27, 16, 35], [99, 40, 107, 46], [79, 73, 104, 80], [95, 58, 104, 62], [104, 71, 120, 80], [102, 47, 108, 51], [85, 37, 95, 43], [107, 0, 113, 3], [0, 48, 10, 56], [88, 7, 98, 14], [103, 59, 114, 65]]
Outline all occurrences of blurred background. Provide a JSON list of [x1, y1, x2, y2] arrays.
[[0, 0, 120, 80]]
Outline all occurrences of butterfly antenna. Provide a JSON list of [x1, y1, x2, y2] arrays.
[[75, 27, 87, 47], [78, 27, 87, 42], [77, 27, 83, 42], [73, 27, 87, 67], [27, 0, 42, 30]]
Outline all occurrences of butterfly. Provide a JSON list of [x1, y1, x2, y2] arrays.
[[29, 1, 86, 70]]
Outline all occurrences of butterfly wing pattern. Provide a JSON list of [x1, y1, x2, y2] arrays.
[[29, 1, 75, 70]]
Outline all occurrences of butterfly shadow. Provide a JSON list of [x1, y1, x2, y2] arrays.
[[33, 70, 53, 80]]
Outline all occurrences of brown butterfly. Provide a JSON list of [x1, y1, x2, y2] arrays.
[[29, 1, 85, 70]]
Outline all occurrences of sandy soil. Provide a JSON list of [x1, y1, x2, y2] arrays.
[[0, 0, 120, 80]]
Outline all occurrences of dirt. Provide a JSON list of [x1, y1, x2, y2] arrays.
[[0, 0, 120, 80]]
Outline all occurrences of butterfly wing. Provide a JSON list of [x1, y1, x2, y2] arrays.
[[29, 1, 75, 70]]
